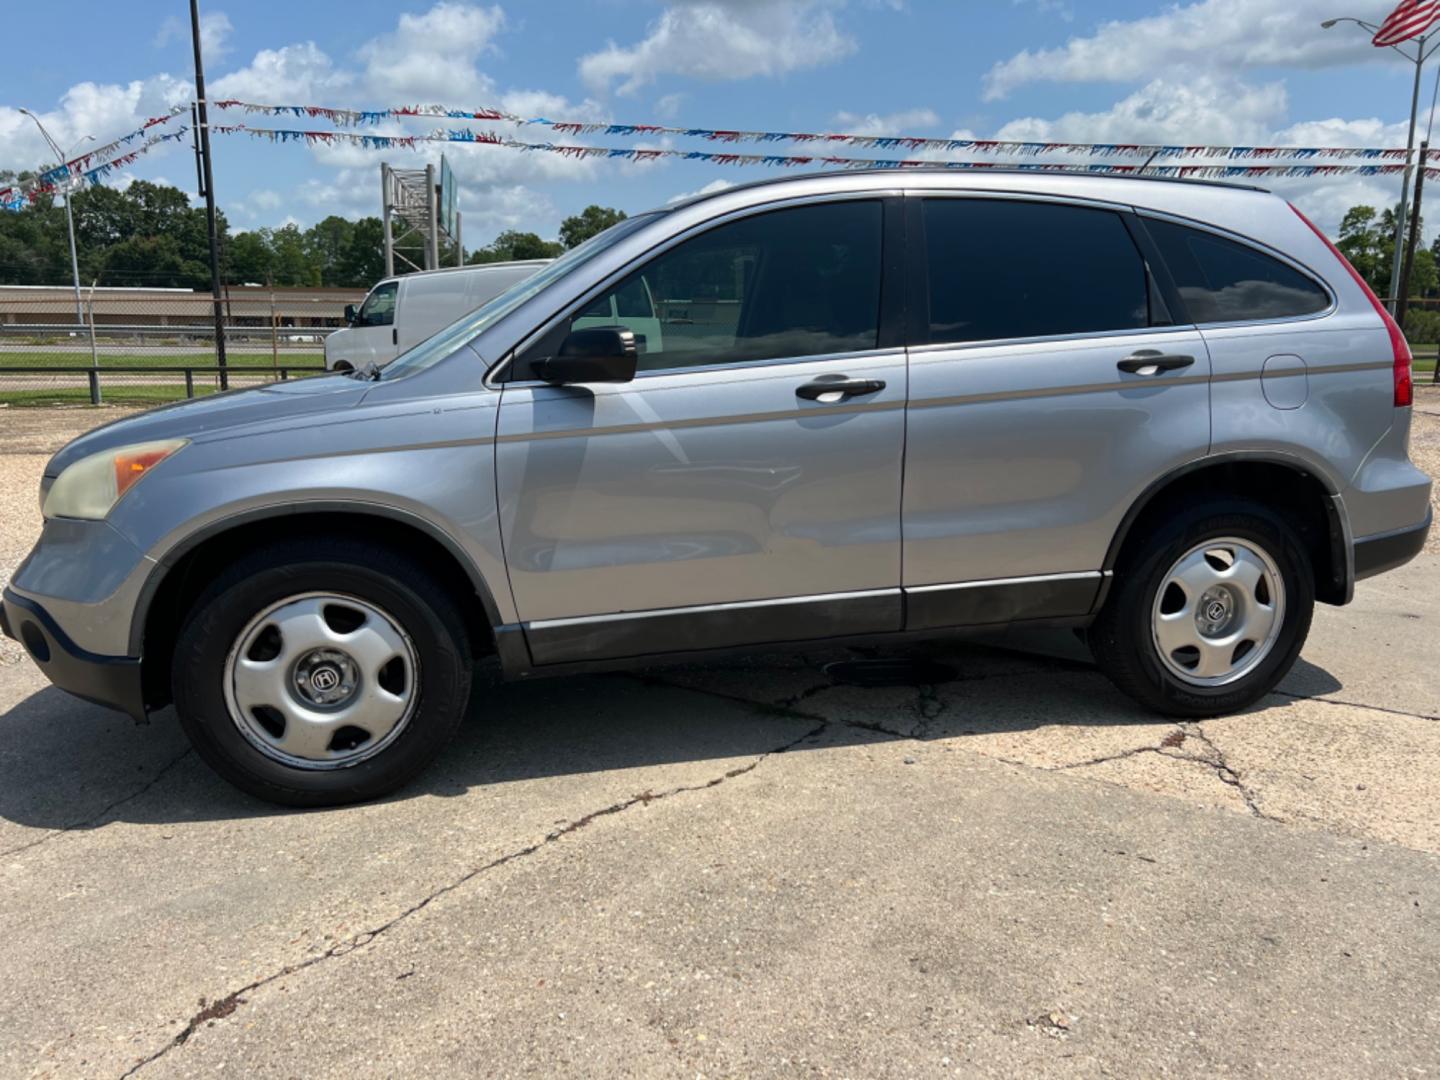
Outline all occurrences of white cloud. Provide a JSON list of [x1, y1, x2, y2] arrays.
[[155, 10, 234, 59], [667, 178, 733, 203], [654, 93, 687, 120], [987, 74, 1414, 237], [983, 0, 1396, 101], [831, 107, 939, 137], [211, 42, 354, 102], [994, 77, 1290, 145], [1011, 0, 1074, 22], [0, 75, 191, 174], [579, 1, 857, 96], [358, 2, 506, 101]]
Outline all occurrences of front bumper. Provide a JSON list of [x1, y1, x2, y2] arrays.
[[1353, 509, 1432, 581], [1, 588, 146, 722]]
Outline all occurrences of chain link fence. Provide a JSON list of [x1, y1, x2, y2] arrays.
[[0, 285, 366, 405]]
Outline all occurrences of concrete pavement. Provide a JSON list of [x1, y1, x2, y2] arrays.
[[1, 409, 1438, 1077]]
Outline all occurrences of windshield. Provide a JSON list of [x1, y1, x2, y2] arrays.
[[379, 212, 664, 380]]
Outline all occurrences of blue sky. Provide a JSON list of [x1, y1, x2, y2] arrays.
[[0, 0, 1434, 244]]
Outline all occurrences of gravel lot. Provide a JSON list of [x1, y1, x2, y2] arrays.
[[1, 395, 1438, 1077]]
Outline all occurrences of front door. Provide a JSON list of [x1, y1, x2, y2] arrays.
[[337, 280, 400, 367], [496, 199, 907, 664], [901, 194, 1213, 629]]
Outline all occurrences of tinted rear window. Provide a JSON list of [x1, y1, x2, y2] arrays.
[[922, 199, 1150, 344], [1146, 218, 1330, 324]]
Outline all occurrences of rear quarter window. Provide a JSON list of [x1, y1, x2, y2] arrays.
[[1145, 218, 1330, 324]]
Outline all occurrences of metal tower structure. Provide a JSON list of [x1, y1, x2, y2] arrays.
[[380, 158, 463, 275]]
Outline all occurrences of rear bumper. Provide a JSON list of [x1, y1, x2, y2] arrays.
[[1353, 510, 1432, 581], [1, 588, 146, 722]]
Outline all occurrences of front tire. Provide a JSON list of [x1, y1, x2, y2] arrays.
[[1089, 499, 1314, 717], [172, 540, 471, 806]]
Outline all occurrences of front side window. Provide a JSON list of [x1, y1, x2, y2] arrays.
[[1145, 218, 1330, 324], [922, 198, 1150, 344], [547, 200, 883, 373], [381, 212, 661, 380], [356, 281, 398, 327]]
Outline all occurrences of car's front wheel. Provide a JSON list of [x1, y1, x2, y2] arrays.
[[171, 540, 472, 806], [1089, 499, 1314, 717]]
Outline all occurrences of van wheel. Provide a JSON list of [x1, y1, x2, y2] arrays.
[[331, 360, 354, 373], [1089, 499, 1314, 717], [171, 540, 471, 807]]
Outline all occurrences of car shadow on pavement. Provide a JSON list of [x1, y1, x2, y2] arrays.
[[0, 634, 1346, 832]]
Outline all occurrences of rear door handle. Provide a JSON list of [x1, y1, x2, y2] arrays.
[[795, 377, 887, 401], [1118, 350, 1195, 375]]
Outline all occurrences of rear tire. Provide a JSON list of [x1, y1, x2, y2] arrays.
[[1089, 499, 1314, 717], [172, 539, 471, 807]]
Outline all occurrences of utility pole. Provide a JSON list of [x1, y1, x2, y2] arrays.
[[190, 0, 228, 389], [1398, 140, 1429, 330]]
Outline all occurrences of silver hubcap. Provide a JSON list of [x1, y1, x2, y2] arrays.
[[223, 593, 419, 769], [1151, 537, 1286, 687]]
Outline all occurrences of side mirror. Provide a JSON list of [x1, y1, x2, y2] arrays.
[[536, 327, 638, 384], [343, 303, 358, 325]]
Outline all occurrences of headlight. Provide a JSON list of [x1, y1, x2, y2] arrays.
[[42, 439, 187, 520]]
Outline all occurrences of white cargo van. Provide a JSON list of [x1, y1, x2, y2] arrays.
[[324, 260, 550, 371]]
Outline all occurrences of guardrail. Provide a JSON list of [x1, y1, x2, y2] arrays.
[[0, 363, 326, 405]]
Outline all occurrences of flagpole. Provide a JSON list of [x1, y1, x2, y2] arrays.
[[1389, 34, 1426, 314], [1323, 11, 1440, 314]]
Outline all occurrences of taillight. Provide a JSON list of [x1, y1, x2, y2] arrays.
[[1291, 203, 1412, 407]]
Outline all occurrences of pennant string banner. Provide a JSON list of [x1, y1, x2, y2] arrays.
[[0, 106, 188, 210], [3, 100, 1435, 214], [208, 123, 1440, 180], [210, 98, 1412, 162]]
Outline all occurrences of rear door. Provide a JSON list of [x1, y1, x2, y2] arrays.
[[496, 198, 908, 664], [901, 194, 1212, 629]]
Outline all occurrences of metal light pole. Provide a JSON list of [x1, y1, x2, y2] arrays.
[[18, 110, 90, 324], [190, 0, 228, 389], [1323, 16, 1440, 312]]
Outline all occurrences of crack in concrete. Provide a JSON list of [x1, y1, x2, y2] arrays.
[[1053, 725, 1277, 821], [1272, 689, 1439, 723], [1185, 721, 1276, 820], [653, 671, 1291, 823], [0, 748, 193, 861], [117, 719, 825, 1078]]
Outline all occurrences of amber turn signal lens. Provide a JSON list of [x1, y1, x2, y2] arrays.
[[113, 447, 175, 498]]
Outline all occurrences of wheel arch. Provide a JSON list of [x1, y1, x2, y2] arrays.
[[133, 503, 510, 711], [1102, 452, 1352, 608]]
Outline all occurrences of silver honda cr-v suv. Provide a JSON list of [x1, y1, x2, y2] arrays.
[[3, 170, 1432, 805]]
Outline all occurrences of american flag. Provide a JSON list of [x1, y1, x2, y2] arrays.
[[1373, 0, 1440, 46]]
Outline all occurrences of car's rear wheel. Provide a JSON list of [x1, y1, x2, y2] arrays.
[[172, 540, 471, 806], [1089, 500, 1314, 717]]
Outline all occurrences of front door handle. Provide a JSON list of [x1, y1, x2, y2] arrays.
[[795, 377, 887, 401], [1118, 350, 1195, 375]]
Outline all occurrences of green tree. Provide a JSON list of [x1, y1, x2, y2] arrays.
[[468, 229, 564, 264], [559, 204, 626, 249], [334, 217, 385, 286], [304, 215, 354, 284], [223, 230, 275, 285], [267, 224, 320, 286]]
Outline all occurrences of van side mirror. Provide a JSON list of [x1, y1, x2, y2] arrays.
[[343, 303, 358, 325], [535, 327, 638, 384]]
